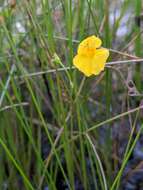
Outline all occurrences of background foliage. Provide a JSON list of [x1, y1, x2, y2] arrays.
[[0, 0, 143, 189]]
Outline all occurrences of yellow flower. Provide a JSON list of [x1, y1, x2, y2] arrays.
[[73, 35, 109, 77]]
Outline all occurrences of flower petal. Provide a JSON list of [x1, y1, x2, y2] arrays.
[[73, 54, 93, 77], [91, 48, 109, 75], [78, 35, 102, 56]]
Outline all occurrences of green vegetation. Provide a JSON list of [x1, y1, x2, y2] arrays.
[[0, 0, 143, 189]]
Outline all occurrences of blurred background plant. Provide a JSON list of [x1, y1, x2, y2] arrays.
[[0, 0, 143, 189]]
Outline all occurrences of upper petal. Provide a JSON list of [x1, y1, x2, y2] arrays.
[[77, 35, 102, 56]]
